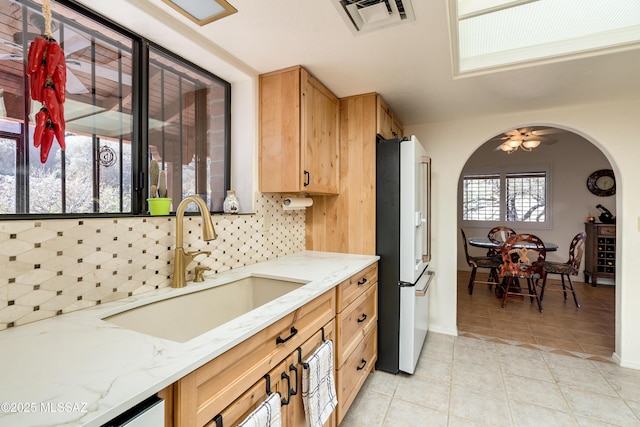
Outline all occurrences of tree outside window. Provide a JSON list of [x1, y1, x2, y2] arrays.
[[463, 170, 548, 226]]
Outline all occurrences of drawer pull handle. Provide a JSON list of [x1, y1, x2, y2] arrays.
[[357, 278, 367, 286], [212, 414, 223, 427], [289, 363, 298, 396], [276, 326, 298, 344], [304, 170, 310, 186], [281, 371, 291, 405], [357, 313, 367, 323], [356, 359, 367, 371]]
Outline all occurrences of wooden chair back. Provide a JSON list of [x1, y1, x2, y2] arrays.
[[487, 226, 516, 256], [566, 231, 587, 272], [500, 233, 546, 278]]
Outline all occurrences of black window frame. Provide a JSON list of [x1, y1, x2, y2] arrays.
[[0, 0, 231, 219]]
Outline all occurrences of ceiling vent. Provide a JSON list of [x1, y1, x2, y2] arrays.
[[333, 0, 415, 34]]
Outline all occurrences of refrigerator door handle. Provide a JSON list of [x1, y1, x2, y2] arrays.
[[415, 271, 435, 296]]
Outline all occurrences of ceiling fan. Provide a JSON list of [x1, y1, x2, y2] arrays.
[[491, 126, 562, 153]]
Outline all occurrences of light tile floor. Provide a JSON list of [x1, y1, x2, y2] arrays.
[[341, 332, 640, 426]]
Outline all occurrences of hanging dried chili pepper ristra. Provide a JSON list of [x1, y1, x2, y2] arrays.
[[26, 35, 49, 76], [33, 107, 49, 148], [40, 121, 55, 163]]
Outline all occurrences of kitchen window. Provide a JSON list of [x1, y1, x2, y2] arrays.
[[462, 167, 550, 228], [0, 0, 230, 216]]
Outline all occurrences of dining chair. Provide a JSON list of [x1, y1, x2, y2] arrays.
[[540, 231, 586, 308], [499, 233, 546, 312], [460, 228, 502, 295], [486, 226, 516, 257]]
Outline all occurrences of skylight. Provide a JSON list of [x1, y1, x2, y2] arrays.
[[452, 0, 640, 74]]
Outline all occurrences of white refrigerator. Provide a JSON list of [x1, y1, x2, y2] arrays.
[[376, 135, 433, 374]]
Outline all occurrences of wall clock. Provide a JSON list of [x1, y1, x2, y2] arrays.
[[586, 169, 615, 196]]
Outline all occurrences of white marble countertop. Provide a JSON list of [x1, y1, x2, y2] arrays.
[[0, 250, 378, 427]]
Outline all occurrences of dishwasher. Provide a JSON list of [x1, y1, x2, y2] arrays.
[[101, 395, 164, 426]]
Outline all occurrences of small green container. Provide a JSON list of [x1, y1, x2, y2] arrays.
[[147, 198, 172, 216]]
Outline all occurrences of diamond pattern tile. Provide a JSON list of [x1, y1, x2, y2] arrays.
[[0, 193, 305, 330]]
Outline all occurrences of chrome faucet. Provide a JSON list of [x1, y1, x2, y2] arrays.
[[171, 195, 217, 288]]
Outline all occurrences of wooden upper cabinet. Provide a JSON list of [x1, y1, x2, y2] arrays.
[[376, 95, 403, 139], [259, 66, 340, 194]]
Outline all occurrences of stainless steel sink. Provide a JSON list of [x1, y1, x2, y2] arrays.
[[103, 276, 306, 342]]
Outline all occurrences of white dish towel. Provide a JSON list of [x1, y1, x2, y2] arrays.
[[302, 340, 338, 427], [237, 391, 282, 427]]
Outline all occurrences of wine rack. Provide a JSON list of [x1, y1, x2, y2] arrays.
[[584, 222, 616, 286]]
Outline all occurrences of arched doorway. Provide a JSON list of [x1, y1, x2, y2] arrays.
[[456, 125, 616, 361]]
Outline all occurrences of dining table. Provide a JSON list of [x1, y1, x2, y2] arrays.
[[468, 236, 558, 252]]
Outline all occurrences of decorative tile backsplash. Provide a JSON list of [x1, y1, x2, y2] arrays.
[[0, 193, 306, 330]]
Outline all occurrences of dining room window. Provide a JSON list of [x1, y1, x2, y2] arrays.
[[462, 167, 550, 228]]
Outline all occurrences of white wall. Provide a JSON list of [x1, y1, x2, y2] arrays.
[[407, 99, 640, 368]]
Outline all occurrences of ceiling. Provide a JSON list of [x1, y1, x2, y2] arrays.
[[80, 0, 640, 127]]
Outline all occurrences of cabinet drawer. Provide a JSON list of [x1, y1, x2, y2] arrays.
[[175, 289, 336, 427], [205, 361, 288, 427], [336, 264, 378, 313], [598, 226, 616, 236], [336, 283, 377, 368], [335, 327, 377, 424]]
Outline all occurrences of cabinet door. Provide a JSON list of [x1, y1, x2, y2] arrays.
[[376, 95, 394, 139], [206, 361, 288, 427], [284, 319, 336, 427], [259, 67, 302, 193], [392, 114, 403, 138], [301, 70, 340, 194]]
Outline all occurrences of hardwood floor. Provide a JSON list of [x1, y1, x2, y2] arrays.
[[457, 270, 615, 362]]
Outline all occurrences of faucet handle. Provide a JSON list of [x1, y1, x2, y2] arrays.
[[187, 250, 211, 258], [194, 266, 212, 282]]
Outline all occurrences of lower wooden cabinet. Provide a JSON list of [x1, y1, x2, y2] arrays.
[[163, 263, 378, 427], [173, 289, 335, 427], [335, 264, 378, 424], [207, 321, 336, 427], [335, 326, 377, 422]]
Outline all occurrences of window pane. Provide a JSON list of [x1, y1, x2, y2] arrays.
[[0, 0, 135, 214], [505, 172, 546, 222], [0, 136, 17, 214], [148, 47, 228, 212], [463, 174, 500, 221]]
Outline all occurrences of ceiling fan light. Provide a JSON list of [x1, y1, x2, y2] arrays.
[[523, 140, 541, 148], [500, 144, 514, 152], [507, 139, 521, 148]]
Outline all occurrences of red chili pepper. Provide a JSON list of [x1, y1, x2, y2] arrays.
[[27, 35, 48, 76], [33, 107, 49, 148], [43, 85, 61, 127], [45, 40, 61, 78], [53, 57, 66, 104], [30, 63, 46, 102], [57, 101, 65, 130], [53, 121, 65, 151], [40, 121, 55, 163]]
